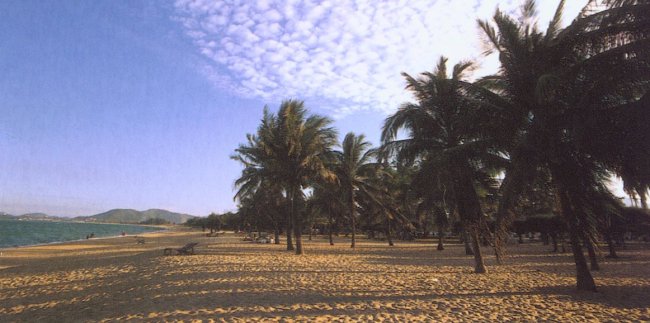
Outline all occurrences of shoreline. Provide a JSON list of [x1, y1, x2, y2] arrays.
[[0, 221, 172, 251]]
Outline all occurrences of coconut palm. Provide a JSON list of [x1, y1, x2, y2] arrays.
[[411, 165, 452, 251], [355, 163, 416, 246], [232, 115, 297, 250], [308, 181, 344, 245], [233, 100, 338, 255], [479, 0, 650, 290], [332, 132, 381, 248], [382, 57, 506, 273], [236, 180, 285, 244]]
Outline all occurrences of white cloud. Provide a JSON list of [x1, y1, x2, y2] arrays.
[[174, 0, 587, 118]]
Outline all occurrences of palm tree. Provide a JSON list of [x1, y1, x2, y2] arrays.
[[479, 0, 650, 290], [233, 100, 338, 255], [382, 164, 419, 243], [232, 118, 296, 250], [237, 181, 286, 244], [309, 180, 345, 245], [332, 132, 380, 248], [382, 57, 506, 273], [411, 169, 450, 251]]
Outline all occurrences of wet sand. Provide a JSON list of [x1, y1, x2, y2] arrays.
[[1, 229, 649, 322]]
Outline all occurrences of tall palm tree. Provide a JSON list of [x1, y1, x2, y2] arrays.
[[233, 100, 338, 255], [232, 113, 297, 251], [333, 132, 380, 248], [382, 57, 506, 273], [479, 0, 650, 290]]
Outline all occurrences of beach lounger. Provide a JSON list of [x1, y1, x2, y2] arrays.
[[164, 242, 198, 256]]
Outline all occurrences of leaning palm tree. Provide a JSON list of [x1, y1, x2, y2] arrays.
[[233, 100, 338, 255], [479, 0, 650, 290], [382, 57, 506, 273]]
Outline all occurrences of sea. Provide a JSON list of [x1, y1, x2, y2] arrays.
[[0, 218, 162, 249]]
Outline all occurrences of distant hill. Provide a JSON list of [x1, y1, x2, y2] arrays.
[[19, 213, 52, 220], [0, 212, 68, 221], [0, 211, 13, 218], [76, 209, 196, 224]]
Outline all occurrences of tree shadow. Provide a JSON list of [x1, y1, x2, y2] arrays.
[[529, 284, 650, 309]]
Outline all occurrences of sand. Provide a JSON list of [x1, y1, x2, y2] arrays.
[[1, 228, 649, 322]]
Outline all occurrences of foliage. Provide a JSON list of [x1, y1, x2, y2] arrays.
[[381, 57, 506, 273], [233, 99, 338, 254], [479, 0, 650, 290], [139, 218, 171, 225]]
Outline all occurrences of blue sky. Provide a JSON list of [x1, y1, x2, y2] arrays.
[[1, 0, 607, 217]]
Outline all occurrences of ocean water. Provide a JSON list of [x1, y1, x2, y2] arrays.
[[0, 218, 162, 248]]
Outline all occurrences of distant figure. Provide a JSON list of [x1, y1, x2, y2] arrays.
[[86, 234, 90, 239], [121, 231, 126, 236], [90, 233, 95, 238]]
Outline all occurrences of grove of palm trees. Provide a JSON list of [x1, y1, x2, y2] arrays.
[[5, 1, 650, 322], [233, 0, 650, 293]]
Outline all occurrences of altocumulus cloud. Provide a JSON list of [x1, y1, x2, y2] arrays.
[[174, 0, 585, 117]]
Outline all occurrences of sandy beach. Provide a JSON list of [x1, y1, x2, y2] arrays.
[[1, 229, 649, 322]]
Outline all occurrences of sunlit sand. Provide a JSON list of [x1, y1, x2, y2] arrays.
[[1, 229, 649, 321]]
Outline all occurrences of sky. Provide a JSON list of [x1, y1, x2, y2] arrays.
[[1, 0, 620, 217]]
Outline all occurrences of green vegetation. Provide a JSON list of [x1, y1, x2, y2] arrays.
[[76, 209, 196, 224], [139, 218, 171, 225], [232, 0, 649, 291], [185, 212, 239, 233], [232, 100, 338, 255]]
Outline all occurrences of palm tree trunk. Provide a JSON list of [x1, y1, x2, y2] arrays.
[[585, 237, 600, 271], [434, 207, 445, 251], [386, 219, 394, 246], [286, 220, 294, 250], [454, 172, 487, 273], [568, 225, 596, 290], [294, 215, 303, 255], [328, 205, 334, 246], [605, 233, 618, 258], [349, 187, 356, 248], [462, 230, 474, 255], [558, 188, 597, 291], [493, 172, 521, 265], [274, 228, 280, 245], [290, 186, 304, 255], [471, 228, 487, 273]]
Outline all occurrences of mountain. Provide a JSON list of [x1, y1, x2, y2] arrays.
[[76, 209, 196, 224], [18, 213, 53, 220], [0, 212, 70, 221]]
